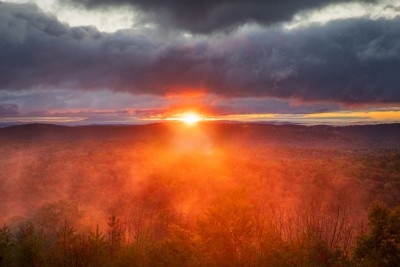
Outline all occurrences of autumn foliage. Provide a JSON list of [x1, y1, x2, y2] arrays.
[[0, 123, 399, 266]]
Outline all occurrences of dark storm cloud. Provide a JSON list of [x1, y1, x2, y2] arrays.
[[1, 2, 400, 104], [0, 104, 18, 115], [211, 98, 340, 115], [64, 0, 376, 33]]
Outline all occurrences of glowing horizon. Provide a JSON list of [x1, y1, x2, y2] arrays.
[[1, 109, 400, 126], [141, 109, 400, 126]]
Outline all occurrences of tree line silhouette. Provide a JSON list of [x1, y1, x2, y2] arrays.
[[0, 199, 399, 267]]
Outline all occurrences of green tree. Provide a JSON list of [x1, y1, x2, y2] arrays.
[[149, 224, 209, 267], [15, 221, 45, 267], [196, 189, 256, 266], [0, 225, 14, 266], [354, 202, 400, 267], [88, 225, 107, 267], [107, 215, 124, 263], [70, 233, 90, 267], [46, 220, 77, 267]]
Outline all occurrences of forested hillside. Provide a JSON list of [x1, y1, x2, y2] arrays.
[[0, 123, 399, 266]]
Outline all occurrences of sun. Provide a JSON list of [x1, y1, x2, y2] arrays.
[[179, 112, 202, 125], [163, 111, 205, 125]]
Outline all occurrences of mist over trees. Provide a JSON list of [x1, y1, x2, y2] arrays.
[[0, 123, 399, 266]]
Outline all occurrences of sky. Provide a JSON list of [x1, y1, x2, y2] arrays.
[[0, 0, 400, 125]]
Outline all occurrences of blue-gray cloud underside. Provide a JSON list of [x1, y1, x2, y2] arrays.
[[1, 2, 399, 104]]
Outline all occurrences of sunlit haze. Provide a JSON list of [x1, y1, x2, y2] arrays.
[[0, 1, 400, 265]]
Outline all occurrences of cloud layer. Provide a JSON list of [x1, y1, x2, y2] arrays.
[[0, 103, 18, 115], [1, 2, 400, 108], [65, 0, 377, 33]]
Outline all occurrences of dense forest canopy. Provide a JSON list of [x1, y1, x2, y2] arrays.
[[0, 123, 399, 266]]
